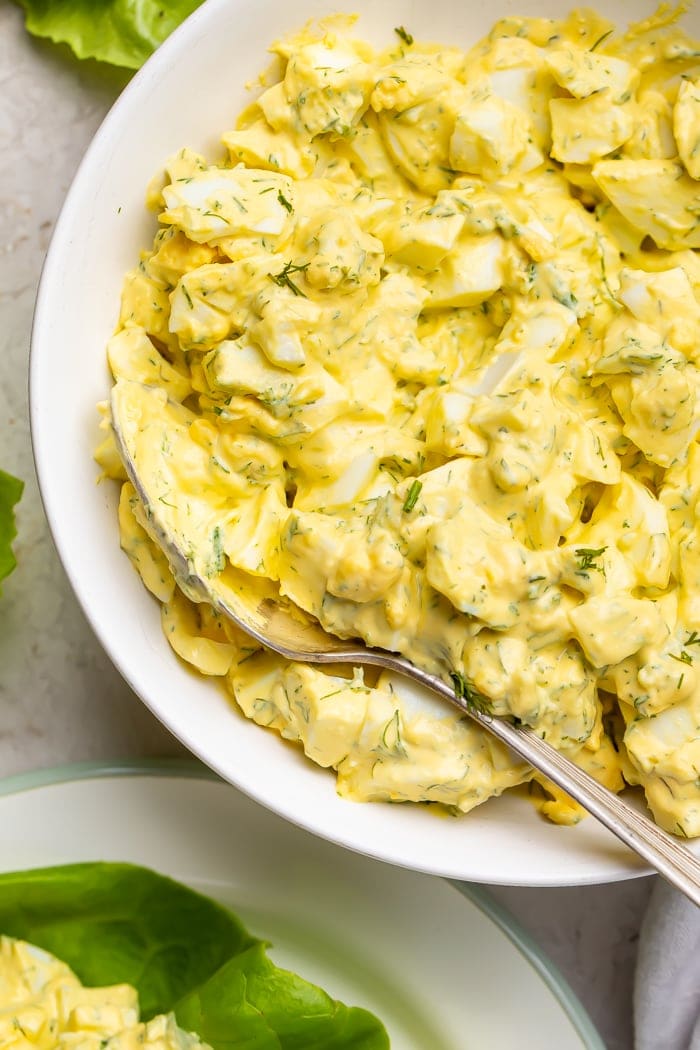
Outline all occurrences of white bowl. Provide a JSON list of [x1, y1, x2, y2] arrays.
[[29, 0, 699, 886]]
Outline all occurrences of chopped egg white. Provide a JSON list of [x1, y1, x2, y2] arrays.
[[0, 937, 208, 1050]]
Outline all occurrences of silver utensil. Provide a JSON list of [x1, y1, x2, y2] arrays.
[[112, 387, 700, 907]]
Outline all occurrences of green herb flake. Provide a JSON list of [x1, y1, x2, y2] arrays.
[[553, 289, 578, 311], [589, 27, 614, 51], [450, 671, 493, 717], [402, 480, 422, 513], [277, 190, 293, 213], [268, 261, 309, 297], [380, 709, 407, 756], [210, 526, 225, 575], [574, 546, 606, 573], [394, 25, 414, 46]]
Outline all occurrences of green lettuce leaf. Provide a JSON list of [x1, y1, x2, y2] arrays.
[[0, 469, 23, 590], [16, 0, 205, 70], [0, 863, 390, 1050], [0, 862, 253, 1018], [176, 942, 390, 1050]]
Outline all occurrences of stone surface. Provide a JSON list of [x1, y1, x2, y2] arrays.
[[0, 7, 650, 1047], [490, 879, 652, 1050], [0, 4, 187, 770]]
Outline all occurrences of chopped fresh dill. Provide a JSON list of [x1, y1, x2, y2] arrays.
[[237, 647, 259, 665], [553, 289, 578, 311], [182, 286, 194, 309], [394, 25, 414, 46], [269, 260, 309, 297], [320, 689, 345, 701], [450, 671, 493, 717], [277, 190, 293, 213], [589, 27, 614, 51], [686, 630, 700, 647], [210, 525, 225, 574], [402, 479, 422, 513], [381, 709, 407, 755], [574, 546, 606, 573], [670, 650, 693, 665], [595, 233, 619, 306]]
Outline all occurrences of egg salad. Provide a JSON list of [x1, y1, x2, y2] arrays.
[[0, 937, 207, 1050], [100, 7, 700, 835]]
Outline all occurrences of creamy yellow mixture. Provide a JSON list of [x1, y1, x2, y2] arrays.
[[0, 937, 207, 1050], [100, 7, 700, 835]]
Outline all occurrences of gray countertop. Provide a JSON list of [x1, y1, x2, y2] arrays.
[[0, 5, 653, 1046]]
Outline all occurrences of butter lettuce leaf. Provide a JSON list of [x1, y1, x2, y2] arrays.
[[0, 469, 23, 590], [0, 862, 253, 1018], [0, 862, 389, 1050], [15, 0, 205, 70], [176, 942, 390, 1050]]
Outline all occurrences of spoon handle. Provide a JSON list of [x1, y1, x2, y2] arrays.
[[373, 654, 700, 907], [501, 719, 700, 906]]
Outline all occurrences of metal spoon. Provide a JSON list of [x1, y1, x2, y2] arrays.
[[111, 386, 700, 907]]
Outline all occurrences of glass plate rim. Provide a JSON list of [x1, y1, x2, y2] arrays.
[[0, 759, 605, 1049]]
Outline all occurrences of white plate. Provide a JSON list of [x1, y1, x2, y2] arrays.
[[0, 763, 603, 1050], [29, 0, 700, 886]]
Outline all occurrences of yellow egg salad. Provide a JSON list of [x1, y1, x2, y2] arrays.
[[99, 6, 700, 835], [0, 937, 207, 1050]]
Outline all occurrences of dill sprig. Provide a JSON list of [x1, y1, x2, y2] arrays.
[[450, 671, 493, 717], [394, 25, 414, 46], [268, 260, 309, 297]]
